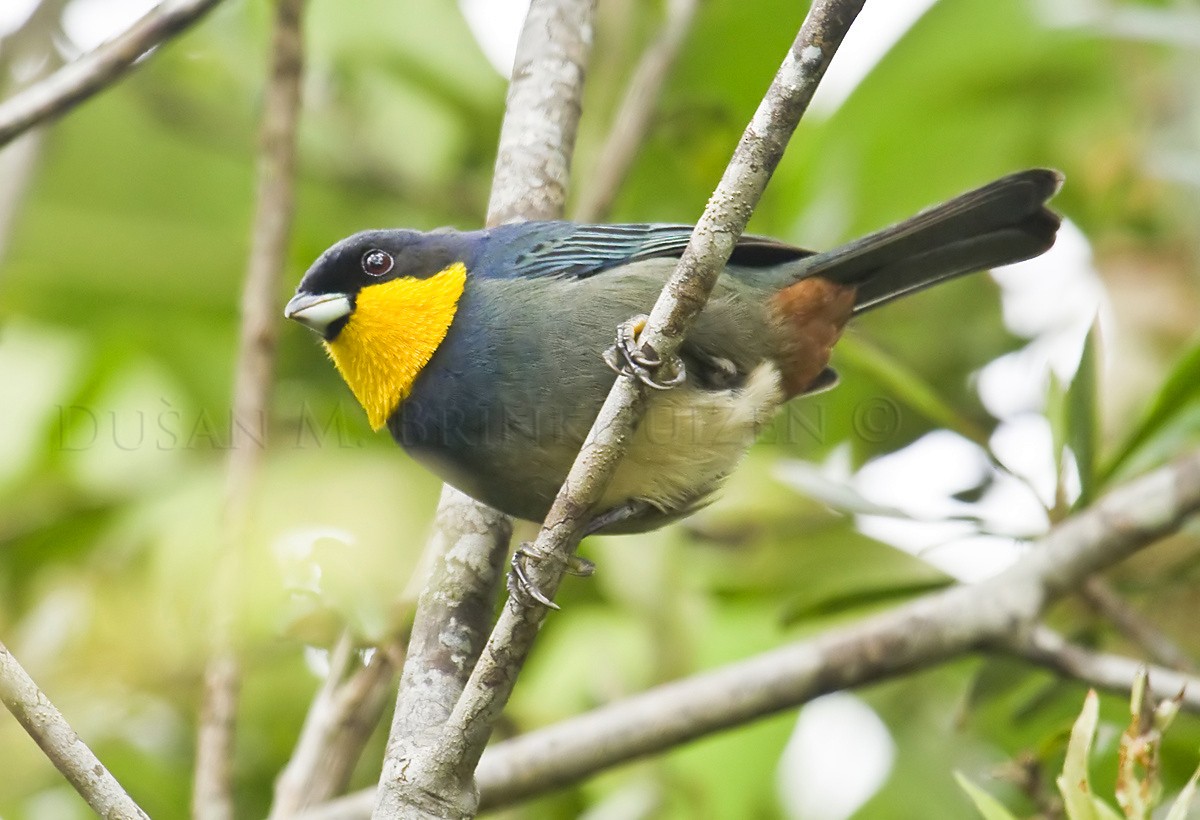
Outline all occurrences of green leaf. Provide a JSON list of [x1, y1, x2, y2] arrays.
[[954, 771, 1020, 820], [773, 459, 918, 517], [782, 577, 953, 623], [1046, 369, 1068, 484], [1052, 691, 1126, 820], [1164, 759, 1200, 820], [773, 459, 986, 523], [1067, 319, 1101, 508], [1092, 796, 1126, 820], [1100, 334, 1200, 487], [835, 335, 993, 449], [958, 657, 1039, 720], [1058, 689, 1102, 820]]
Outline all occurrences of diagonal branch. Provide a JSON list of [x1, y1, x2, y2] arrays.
[[1006, 625, 1200, 708], [0, 0, 69, 268], [193, 1, 305, 818], [269, 634, 404, 817], [0, 0, 226, 149], [372, 488, 513, 817], [1078, 577, 1196, 671], [270, 632, 358, 818], [371, 1, 596, 817], [420, 0, 865, 801], [0, 641, 150, 819]]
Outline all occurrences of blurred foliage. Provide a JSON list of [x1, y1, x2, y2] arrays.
[[1, 0, 1199, 818], [958, 674, 1200, 820]]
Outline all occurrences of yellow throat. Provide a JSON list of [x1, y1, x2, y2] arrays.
[[324, 262, 467, 430]]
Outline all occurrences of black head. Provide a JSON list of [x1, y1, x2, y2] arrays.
[[285, 229, 479, 340]]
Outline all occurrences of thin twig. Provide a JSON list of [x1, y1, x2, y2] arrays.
[[1078, 576, 1196, 671], [0, 0, 68, 266], [574, 0, 699, 222], [295, 790, 374, 820], [0, 0, 66, 71], [269, 632, 357, 818], [270, 513, 428, 814], [298, 449, 1200, 815], [194, 654, 239, 820], [417, 0, 864, 806], [193, 2, 305, 818], [0, 134, 42, 266], [270, 637, 404, 817], [1008, 624, 1200, 708], [0, 641, 150, 819], [370, 1, 596, 817], [270, 487, 431, 815], [308, 645, 402, 796], [0, 0, 226, 148]]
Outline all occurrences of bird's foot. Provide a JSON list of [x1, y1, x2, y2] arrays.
[[603, 314, 686, 390], [581, 500, 653, 537], [508, 543, 596, 610]]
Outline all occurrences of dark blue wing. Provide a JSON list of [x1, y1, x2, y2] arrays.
[[477, 221, 811, 280]]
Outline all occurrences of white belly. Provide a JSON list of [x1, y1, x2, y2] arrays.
[[600, 363, 785, 512]]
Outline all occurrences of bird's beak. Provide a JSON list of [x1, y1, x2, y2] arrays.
[[285, 292, 352, 335]]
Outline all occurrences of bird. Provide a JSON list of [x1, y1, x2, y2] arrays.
[[286, 169, 1062, 539]]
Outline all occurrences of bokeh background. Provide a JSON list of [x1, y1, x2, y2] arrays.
[[2, 0, 1199, 817]]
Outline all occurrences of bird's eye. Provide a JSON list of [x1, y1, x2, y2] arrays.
[[362, 249, 394, 277]]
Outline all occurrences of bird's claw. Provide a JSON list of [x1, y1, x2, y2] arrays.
[[508, 543, 596, 610], [603, 315, 686, 390]]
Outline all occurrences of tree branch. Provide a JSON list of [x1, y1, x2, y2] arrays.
[[299, 450, 1200, 815], [296, 790, 374, 820], [373, 488, 513, 818], [1078, 576, 1196, 671], [193, 1, 305, 817], [270, 632, 357, 819], [273, 490, 493, 815], [0, 640, 150, 819], [1006, 625, 1200, 710], [270, 635, 404, 817], [411, 0, 864, 805], [0, 0, 68, 268], [574, 0, 699, 222], [486, 0, 597, 227], [468, 450, 1200, 809], [0, 0, 226, 149], [371, 1, 596, 817]]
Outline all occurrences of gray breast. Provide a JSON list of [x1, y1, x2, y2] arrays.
[[389, 262, 781, 524]]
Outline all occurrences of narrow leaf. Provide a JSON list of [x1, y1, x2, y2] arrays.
[[1067, 318, 1100, 507], [773, 459, 917, 517], [836, 336, 992, 448], [1100, 334, 1200, 486], [955, 771, 1020, 820], [1091, 795, 1126, 820], [783, 577, 953, 623], [1164, 759, 1200, 820], [1116, 669, 1157, 816], [1058, 689, 1102, 820], [774, 460, 986, 523], [959, 657, 1035, 719], [1046, 369, 1068, 488]]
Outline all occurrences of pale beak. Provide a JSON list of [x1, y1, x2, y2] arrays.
[[285, 292, 352, 336]]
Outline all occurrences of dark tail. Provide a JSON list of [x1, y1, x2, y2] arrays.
[[794, 169, 1063, 313]]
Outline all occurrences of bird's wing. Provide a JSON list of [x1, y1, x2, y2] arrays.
[[481, 222, 811, 280]]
